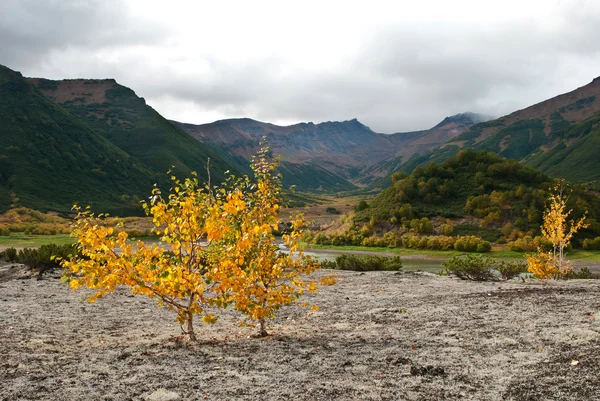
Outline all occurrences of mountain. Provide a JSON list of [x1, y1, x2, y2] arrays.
[[401, 77, 600, 186], [174, 112, 487, 191], [29, 77, 234, 183], [176, 118, 386, 171], [0, 65, 159, 215], [358, 112, 492, 187]]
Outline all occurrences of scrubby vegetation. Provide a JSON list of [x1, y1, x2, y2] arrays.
[[319, 254, 402, 271], [0, 207, 157, 239], [360, 150, 556, 223], [0, 243, 77, 276], [0, 207, 71, 235], [17, 244, 76, 274], [441, 254, 527, 281], [0, 247, 17, 262]]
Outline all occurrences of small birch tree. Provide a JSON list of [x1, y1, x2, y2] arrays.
[[527, 181, 588, 280], [62, 145, 327, 340]]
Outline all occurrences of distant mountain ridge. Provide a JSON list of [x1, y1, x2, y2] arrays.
[[174, 112, 488, 190], [29, 77, 233, 182], [7, 61, 598, 216]]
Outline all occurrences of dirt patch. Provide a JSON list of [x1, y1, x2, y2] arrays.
[[29, 79, 116, 105], [1, 268, 599, 400]]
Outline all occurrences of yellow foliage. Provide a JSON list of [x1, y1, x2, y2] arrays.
[[319, 275, 338, 286], [62, 144, 325, 340], [527, 181, 587, 281], [526, 251, 560, 281]]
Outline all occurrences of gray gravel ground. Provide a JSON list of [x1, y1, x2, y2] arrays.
[[1, 264, 599, 400]]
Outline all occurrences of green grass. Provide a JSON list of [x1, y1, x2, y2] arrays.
[[303, 242, 600, 262], [567, 249, 600, 262], [301, 242, 395, 253], [0, 233, 73, 246], [0, 232, 159, 247], [303, 242, 461, 258]]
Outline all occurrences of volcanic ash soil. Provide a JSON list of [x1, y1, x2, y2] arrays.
[[1, 264, 600, 400]]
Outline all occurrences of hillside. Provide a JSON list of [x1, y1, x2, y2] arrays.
[[174, 112, 486, 190], [312, 150, 600, 250], [401, 77, 600, 186], [30, 78, 235, 183], [361, 150, 555, 224], [0, 65, 160, 215]]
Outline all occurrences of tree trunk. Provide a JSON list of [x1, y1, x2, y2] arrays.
[[258, 318, 268, 337], [187, 312, 197, 342]]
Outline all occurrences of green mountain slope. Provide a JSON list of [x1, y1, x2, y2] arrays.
[[0, 65, 160, 214], [399, 77, 600, 185], [278, 161, 357, 192], [30, 78, 234, 183]]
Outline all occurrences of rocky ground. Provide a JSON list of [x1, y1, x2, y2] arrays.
[[1, 263, 599, 400]]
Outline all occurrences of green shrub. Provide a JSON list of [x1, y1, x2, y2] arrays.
[[16, 244, 77, 275], [442, 254, 497, 281], [318, 259, 338, 269], [439, 222, 454, 236], [453, 235, 491, 252], [314, 233, 329, 245], [325, 207, 340, 214], [442, 254, 528, 281], [2, 247, 17, 262], [564, 267, 600, 279], [327, 254, 402, 272], [508, 235, 551, 252], [495, 260, 528, 280], [356, 200, 369, 211], [408, 217, 433, 234], [582, 237, 600, 250]]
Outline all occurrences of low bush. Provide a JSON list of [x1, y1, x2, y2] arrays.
[[1, 247, 18, 262], [508, 235, 551, 252], [442, 254, 526, 281], [16, 244, 77, 275], [495, 260, 529, 280], [311, 228, 490, 253], [0, 208, 71, 235], [453, 235, 492, 252], [564, 267, 600, 279], [582, 237, 600, 250], [442, 254, 497, 281], [322, 254, 402, 272]]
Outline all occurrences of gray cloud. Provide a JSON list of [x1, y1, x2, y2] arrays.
[[1, 1, 599, 132], [0, 0, 169, 67]]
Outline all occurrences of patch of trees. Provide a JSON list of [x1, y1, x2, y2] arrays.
[[353, 150, 600, 245]]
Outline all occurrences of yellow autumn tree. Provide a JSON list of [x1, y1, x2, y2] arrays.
[[526, 181, 588, 280], [62, 144, 326, 340]]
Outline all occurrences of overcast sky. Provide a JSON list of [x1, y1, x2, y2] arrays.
[[1, 0, 599, 132]]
